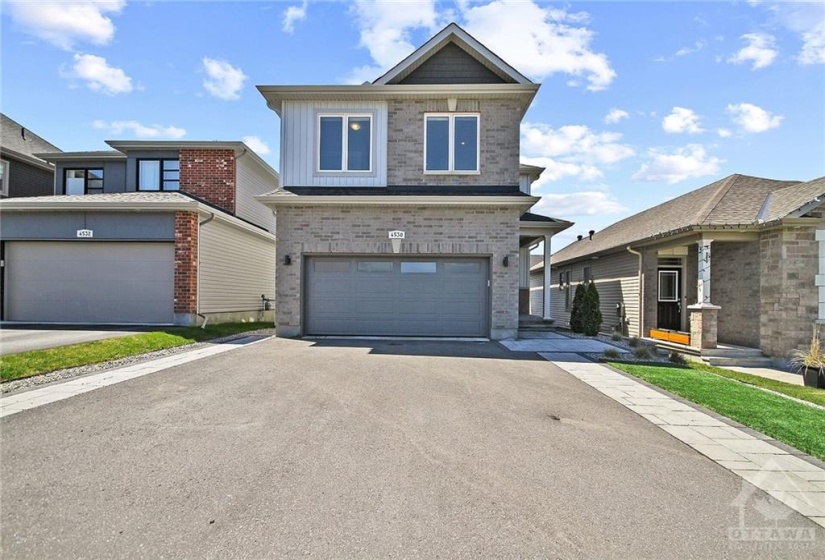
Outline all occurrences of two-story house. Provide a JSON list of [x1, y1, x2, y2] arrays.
[[0, 113, 61, 199], [257, 23, 571, 339], [0, 141, 278, 326]]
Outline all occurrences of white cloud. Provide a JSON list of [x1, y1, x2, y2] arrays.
[[461, 0, 616, 90], [604, 109, 629, 124], [242, 135, 271, 155], [346, 0, 440, 83], [282, 1, 308, 34], [754, 1, 824, 65], [531, 191, 627, 217], [520, 122, 634, 186], [717, 128, 732, 138], [675, 40, 706, 57], [727, 33, 778, 70], [201, 57, 247, 100], [662, 107, 704, 134], [632, 144, 723, 184], [726, 102, 783, 133], [61, 53, 132, 95], [5, 1, 125, 50], [92, 120, 186, 139]]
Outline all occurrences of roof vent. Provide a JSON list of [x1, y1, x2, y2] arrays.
[[21, 127, 27, 140], [577, 235, 583, 241], [589, 230, 595, 240]]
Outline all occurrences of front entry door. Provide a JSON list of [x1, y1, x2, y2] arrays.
[[657, 268, 681, 330]]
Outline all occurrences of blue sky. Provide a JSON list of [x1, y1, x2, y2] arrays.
[[3, 1, 823, 248]]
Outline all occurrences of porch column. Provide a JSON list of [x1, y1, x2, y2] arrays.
[[543, 234, 552, 320], [687, 238, 721, 349], [518, 246, 530, 314]]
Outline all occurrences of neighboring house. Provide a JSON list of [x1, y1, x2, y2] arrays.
[[257, 23, 572, 339], [0, 114, 62, 198], [0, 141, 278, 326], [538, 173, 825, 361]]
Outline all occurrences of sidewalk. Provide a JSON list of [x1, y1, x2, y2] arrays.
[[539, 353, 825, 530], [0, 335, 271, 418]]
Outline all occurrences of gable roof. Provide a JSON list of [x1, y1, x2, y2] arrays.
[[552, 173, 824, 265], [0, 113, 61, 170], [373, 23, 533, 86]]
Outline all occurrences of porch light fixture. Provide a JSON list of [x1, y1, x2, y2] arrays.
[[502, 256, 509, 267], [284, 255, 292, 265]]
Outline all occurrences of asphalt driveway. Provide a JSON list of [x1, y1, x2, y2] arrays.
[[2, 338, 822, 558], [0, 327, 138, 355]]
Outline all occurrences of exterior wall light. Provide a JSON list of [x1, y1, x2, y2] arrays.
[[284, 255, 292, 265], [502, 256, 509, 267]]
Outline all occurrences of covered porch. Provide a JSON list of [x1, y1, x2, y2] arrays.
[[638, 230, 762, 352], [518, 213, 573, 323]]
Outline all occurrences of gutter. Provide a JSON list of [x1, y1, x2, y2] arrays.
[[626, 246, 643, 338], [196, 212, 216, 329]]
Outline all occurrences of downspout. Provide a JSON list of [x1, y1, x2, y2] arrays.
[[197, 212, 215, 329], [627, 246, 643, 338]]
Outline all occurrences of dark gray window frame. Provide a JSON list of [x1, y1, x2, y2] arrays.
[[65, 167, 104, 195], [137, 158, 180, 191]]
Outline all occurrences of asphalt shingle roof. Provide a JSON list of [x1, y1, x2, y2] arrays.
[[552, 173, 823, 265], [0, 192, 194, 204], [1, 114, 61, 162]]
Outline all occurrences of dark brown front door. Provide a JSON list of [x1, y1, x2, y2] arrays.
[[657, 268, 681, 330]]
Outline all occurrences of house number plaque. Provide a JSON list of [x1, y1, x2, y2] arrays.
[[76, 229, 94, 238]]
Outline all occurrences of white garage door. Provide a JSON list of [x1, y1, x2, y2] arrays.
[[5, 242, 175, 324], [305, 257, 489, 337]]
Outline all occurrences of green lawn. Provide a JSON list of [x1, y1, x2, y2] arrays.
[[689, 361, 825, 407], [0, 323, 271, 382], [609, 361, 825, 461]]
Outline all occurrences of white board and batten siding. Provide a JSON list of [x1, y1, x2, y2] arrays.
[[198, 220, 276, 314], [280, 100, 388, 187], [529, 273, 544, 315], [548, 251, 641, 337], [236, 157, 278, 233]]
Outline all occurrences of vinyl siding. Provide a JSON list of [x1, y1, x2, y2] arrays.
[[280, 100, 388, 187], [548, 251, 641, 336], [529, 272, 544, 315], [236, 156, 277, 232], [198, 220, 276, 314]]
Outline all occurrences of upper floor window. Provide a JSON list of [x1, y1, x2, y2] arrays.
[[65, 168, 104, 195], [138, 159, 179, 191], [318, 114, 372, 172], [0, 159, 8, 197], [425, 113, 479, 174]]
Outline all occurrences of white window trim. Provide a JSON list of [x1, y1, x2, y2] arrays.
[[0, 159, 9, 197], [316, 113, 373, 173], [423, 113, 480, 175], [658, 270, 680, 303]]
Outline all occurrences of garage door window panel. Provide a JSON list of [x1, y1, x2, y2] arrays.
[[65, 168, 104, 195], [400, 262, 437, 273]]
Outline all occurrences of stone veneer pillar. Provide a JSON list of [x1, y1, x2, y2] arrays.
[[688, 304, 721, 349]]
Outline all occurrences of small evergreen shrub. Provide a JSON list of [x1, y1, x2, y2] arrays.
[[569, 284, 586, 333], [581, 282, 603, 336]]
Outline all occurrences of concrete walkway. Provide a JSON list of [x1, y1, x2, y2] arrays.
[[729, 365, 805, 386], [0, 335, 271, 418], [541, 354, 825, 529]]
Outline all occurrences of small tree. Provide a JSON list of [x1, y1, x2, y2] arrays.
[[581, 281, 603, 336], [569, 283, 586, 333]]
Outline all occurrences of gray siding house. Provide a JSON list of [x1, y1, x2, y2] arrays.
[[540, 174, 825, 361], [257, 23, 571, 339], [0, 114, 61, 199], [0, 141, 278, 326]]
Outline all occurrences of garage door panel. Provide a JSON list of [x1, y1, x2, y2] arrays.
[[6, 242, 174, 324], [306, 257, 489, 337]]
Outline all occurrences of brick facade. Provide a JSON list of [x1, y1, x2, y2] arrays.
[[4, 156, 54, 198], [386, 99, 522, 187], [713, 241, 761, 347], [179, 148, 236, 214], [759, 218, 824, 358], [174, 211, 199, 314], [274, 204, 522, 339]]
